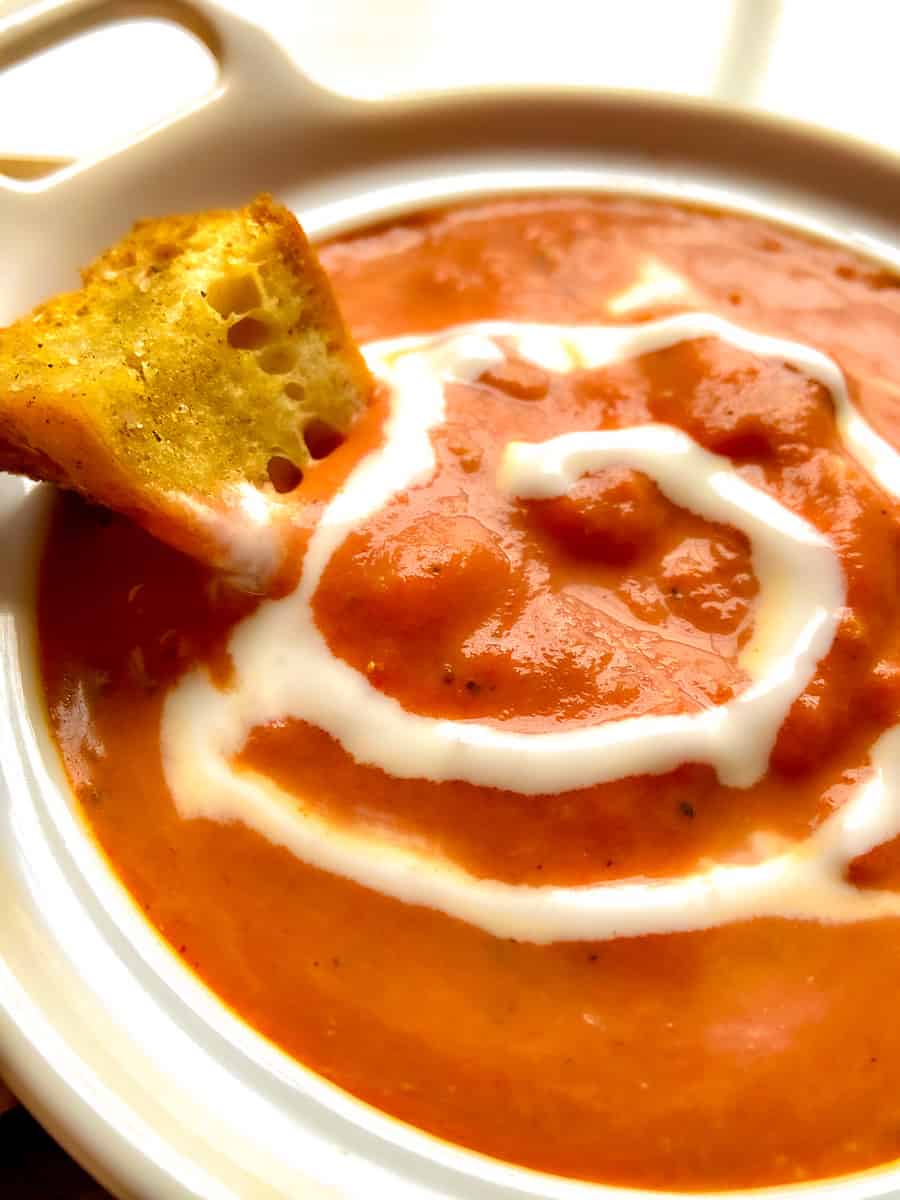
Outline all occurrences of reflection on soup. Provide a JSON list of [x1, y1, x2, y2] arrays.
[[39, 196, 900, 1191]]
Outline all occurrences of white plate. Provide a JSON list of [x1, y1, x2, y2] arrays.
[[4, 2, 900, 1197]]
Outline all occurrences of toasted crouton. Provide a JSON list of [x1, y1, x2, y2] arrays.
[[0, 194, 373, 589]]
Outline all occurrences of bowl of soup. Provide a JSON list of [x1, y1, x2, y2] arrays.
[[4, 3, 900, 1198]]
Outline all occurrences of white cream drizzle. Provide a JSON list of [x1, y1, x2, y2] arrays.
[[605, 256, 697, 315], [162, 314, 900, 943], [497, 426, 841, 789], [173, 481, 284, 588]]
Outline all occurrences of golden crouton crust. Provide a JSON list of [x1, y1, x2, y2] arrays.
[[0, 194, 372, 575]]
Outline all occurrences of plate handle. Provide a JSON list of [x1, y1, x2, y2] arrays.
[[0, 0, 349, 230]]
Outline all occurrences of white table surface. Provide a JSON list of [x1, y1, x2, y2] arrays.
[[0, 0, 899, 167]]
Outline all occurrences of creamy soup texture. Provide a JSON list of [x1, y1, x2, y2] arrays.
[[39, 196, 900, 1190]]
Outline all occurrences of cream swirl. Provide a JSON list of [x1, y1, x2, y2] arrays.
[[161, 316, 900, 943]]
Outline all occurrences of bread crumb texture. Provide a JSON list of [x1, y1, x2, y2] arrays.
[[0, 194, 372, 558]]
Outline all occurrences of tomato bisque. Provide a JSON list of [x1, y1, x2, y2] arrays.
[[39, 196, 900, 1190]]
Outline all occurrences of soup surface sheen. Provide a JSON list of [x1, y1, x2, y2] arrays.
[[39, 196, 900, 1191]]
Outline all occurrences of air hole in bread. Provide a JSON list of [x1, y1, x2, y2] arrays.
[[153, 242, 179, 263], [267, 455, 303, 493], [124, 351, 146, 382], [228, 315, 274, 350], [258, 344, 298, 375], [303, 418, 344, 461], [206, 273, 262, 317]]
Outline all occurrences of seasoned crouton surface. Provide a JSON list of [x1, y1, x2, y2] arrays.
[[0, 194, 372, 580]]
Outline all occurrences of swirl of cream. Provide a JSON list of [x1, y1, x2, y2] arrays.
[[162, 317, 900, 942]]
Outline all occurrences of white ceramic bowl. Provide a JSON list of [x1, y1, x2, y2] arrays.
[[4, 2, 900, 1197]]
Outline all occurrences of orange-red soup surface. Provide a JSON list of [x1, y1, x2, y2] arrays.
[[39, 196, 900, 1190]]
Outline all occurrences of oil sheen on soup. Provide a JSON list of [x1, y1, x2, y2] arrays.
[[39, 195, 900, 1191]]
